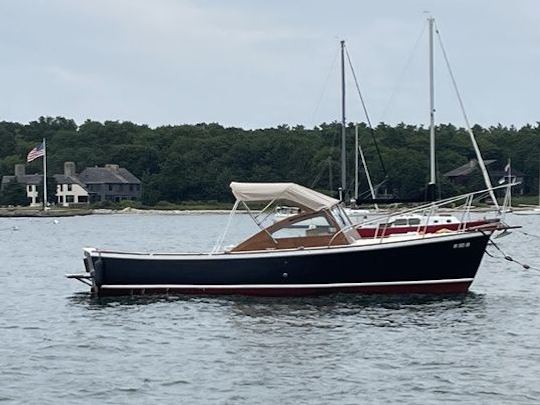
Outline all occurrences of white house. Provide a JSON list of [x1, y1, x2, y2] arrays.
[[54, 162, 90, 207], [26, 183, 41, 207], [2, 161, 139, 207]]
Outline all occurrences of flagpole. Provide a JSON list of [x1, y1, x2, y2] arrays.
[[43, 138, 47, 210]]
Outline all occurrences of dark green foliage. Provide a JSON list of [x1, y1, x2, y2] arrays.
[[0, 116, 538, 204], [45, 177, 56, 204], [0, 181, 28, 206]]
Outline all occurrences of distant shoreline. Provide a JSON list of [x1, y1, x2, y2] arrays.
[[0, 207, 234, 217], [0, 205, 535, 217]]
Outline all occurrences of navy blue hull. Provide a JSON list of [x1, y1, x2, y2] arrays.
[[84, 232, 491, 296]]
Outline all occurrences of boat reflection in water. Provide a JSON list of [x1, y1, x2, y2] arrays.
[[67, 182, 508, 297]]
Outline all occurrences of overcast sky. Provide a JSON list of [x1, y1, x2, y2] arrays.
[[0, 0, 538, 129]]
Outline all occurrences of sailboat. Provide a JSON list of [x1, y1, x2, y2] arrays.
[[350, 17, 501, 235]]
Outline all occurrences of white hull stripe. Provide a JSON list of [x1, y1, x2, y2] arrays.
[[100, 278, 474, 290]]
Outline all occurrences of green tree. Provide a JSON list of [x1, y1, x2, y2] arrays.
[[0, 182, 28, 206]]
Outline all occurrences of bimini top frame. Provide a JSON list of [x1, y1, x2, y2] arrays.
[[230, 182, 339, 212], [212, 182, 343, 253]]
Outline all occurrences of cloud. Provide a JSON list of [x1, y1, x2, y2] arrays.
[[0, 0, 538, 128]]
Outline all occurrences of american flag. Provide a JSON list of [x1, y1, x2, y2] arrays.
[[27, 142, 45, 162]]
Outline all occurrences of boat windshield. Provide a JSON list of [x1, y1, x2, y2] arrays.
[[331, 206, 352, 229], [272, 215, 335, 238]]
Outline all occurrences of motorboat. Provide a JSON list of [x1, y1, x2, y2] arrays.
[[67, 182, 504, 297]]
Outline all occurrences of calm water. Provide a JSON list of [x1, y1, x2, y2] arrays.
[[1, 213, 539, 404]]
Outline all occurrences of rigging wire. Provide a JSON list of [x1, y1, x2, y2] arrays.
[[307, 46, 340, 193], [378, 21, 428, 123], [344, 46, 387, 178], [309, 47, 340, 126], [434, 21, 499, 209], [310, 156, 332, 189], [344, 48, 374, 129], [433, 23, 472, 133]]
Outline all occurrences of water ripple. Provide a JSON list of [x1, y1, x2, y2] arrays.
[[0, 214, 539, 404]]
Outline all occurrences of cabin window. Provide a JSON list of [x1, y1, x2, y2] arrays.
[[393, 219, 408, 226], [78, 196, 88, 203], [272, 216, 334, 239], [408, 219, 421, 226], [66, 195, 75, 203]]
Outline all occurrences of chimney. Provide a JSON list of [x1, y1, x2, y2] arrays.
[[64, 161, 76, 176], [105, 164, 119, 171], [14, 164, 25, 177]]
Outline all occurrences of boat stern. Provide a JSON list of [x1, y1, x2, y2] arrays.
[[65, 248, 100, 293]]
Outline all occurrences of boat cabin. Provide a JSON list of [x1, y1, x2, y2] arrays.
[[386, 213, 460, 228]]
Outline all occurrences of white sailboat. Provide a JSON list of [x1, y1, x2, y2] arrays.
[[352, 17, 500, 231]]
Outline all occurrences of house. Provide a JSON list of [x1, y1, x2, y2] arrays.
[[1, 164, 43, 206], [78, 164, 142, 202], [1, 162, 142, 207], [444, 159, 525, 194], [54, 162, 90, 207]]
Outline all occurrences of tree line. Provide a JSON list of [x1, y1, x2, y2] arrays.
[[0, 116, 538, 205]]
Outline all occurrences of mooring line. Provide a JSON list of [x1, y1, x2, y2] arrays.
[[487, 238, 540, 272], [516, 230, 540, 240]]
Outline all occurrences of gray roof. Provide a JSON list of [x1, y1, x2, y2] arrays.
[[444, 159, 496, 177], [79, 167, 141, 184], [1, 174, 43, 185], [53, 174, 87, 188]]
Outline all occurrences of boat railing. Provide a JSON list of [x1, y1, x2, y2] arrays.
[[328, 183, 518, 246]]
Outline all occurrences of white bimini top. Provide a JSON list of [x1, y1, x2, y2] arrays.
[[230, 182, 339, 212]]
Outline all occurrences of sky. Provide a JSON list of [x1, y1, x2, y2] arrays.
[[0, 0, 538, 129]]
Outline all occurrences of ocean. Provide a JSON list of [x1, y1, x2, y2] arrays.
[[1, 213, 539, 404]]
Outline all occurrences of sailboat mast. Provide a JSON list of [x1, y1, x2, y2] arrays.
[[355, 123, 359, 200], [428, 17, 436, 198], [340, 40, 347, 201]]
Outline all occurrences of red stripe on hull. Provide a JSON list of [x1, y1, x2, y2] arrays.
[[97, 281, 472, 297]]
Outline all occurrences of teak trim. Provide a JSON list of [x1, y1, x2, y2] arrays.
[[231, 210, 349, 252]]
